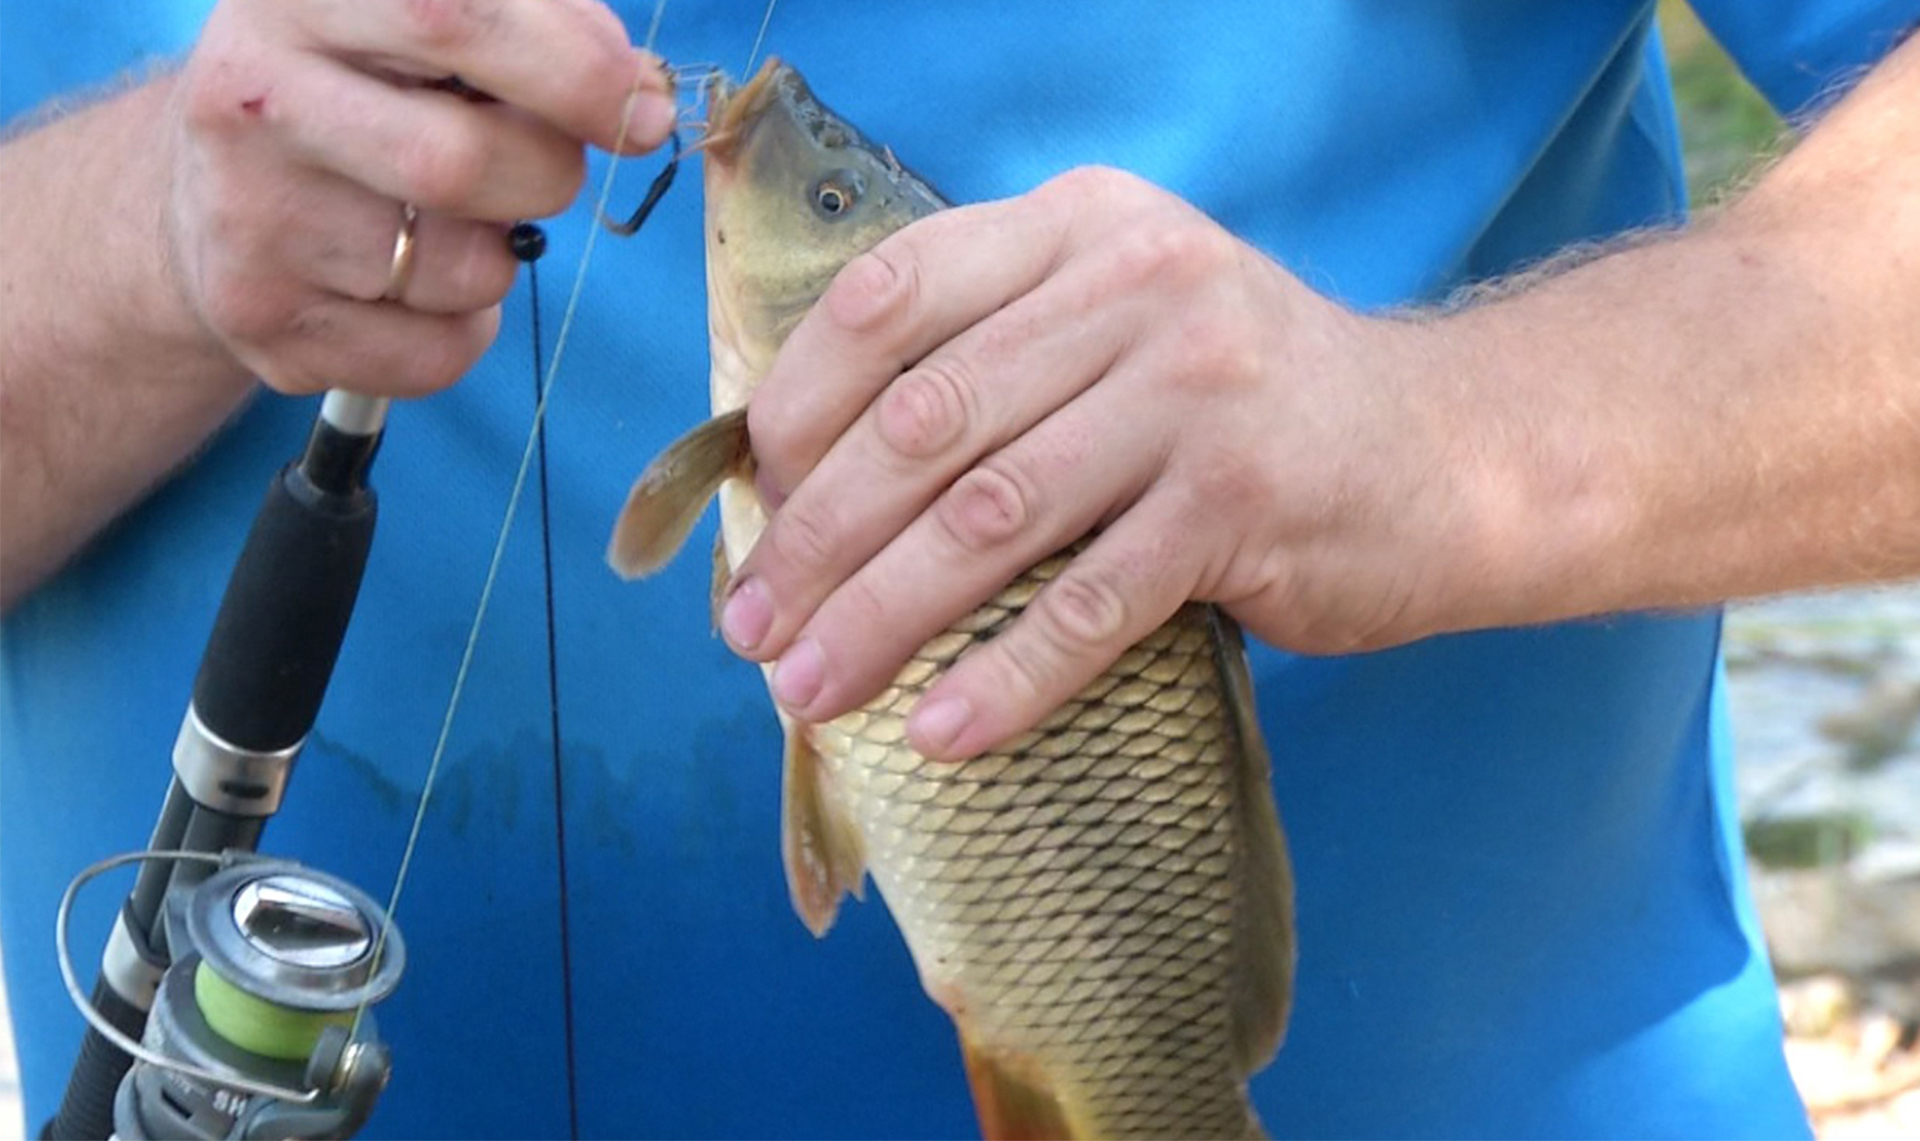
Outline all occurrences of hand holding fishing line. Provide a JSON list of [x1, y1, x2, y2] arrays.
[[723, 167, 1475, 761], [164, 0, 675, 397]]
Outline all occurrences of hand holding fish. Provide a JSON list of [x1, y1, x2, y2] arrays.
[[712, 29, 1920, 769], [720, 166, 1461, 760], [164, 0, 675, 396]]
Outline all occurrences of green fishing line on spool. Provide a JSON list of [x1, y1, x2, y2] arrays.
[[195, 960, 351, 1061]]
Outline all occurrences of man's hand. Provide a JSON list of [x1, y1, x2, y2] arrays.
[[716, 34, 1920, 763], [0, 0, 675, 607], [170, 0, 674, 396], [717, 168, 1482, 760]]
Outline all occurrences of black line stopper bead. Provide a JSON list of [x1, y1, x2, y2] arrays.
[[509, 222, 548, 263]]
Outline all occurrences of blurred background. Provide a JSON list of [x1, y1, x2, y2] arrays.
[[2, 3, 1916, 1138]]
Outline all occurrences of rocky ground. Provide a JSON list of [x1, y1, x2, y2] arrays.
[[1730, 588, 1920, 1139]]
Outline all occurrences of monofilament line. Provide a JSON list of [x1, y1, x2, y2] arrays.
[[350, 73, 651, 1040], [744, 0, 779, 73], [645, 0, 669, 51]]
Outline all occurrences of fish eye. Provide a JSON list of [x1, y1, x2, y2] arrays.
[[811, 171, 864, 220]]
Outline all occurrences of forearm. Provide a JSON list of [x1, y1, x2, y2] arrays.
[[1442, 34, 1920, 630], [0, 75, 255, 610]]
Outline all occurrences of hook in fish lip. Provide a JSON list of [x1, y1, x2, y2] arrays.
[[601, 129, 684, 236], [698, 56, 783, 161]]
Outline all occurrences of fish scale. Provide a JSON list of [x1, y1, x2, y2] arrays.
[[607, 58, 1295, 1140], [810, 558, 1262, 1139]]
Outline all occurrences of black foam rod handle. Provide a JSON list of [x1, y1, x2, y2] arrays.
[[39, 977, 145, 1141], [189, 458, 377, 754]]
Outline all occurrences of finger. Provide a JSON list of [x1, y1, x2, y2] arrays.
[[748, 181, 1090, 497], [263, 51, 588, 220], [362, 210, 518, 313], [291, 0, 675, 152], [902, 492, 1204, 762], [235, 295, 501, 398], [723, 245, 1142, 662], [288, 184, 520, 314], [755, 387, 1166, 728]]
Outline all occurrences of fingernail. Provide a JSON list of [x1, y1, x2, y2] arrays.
[[721, 578, 772, 652], [908, 696, 974, 760], [635, 50, 672, 91], [772, 638, 826, 712], [625, 90, 676, 146]]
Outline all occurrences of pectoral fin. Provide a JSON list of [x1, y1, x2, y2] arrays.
[[780, 723, 867, 936], [607, 409, 752, 579]]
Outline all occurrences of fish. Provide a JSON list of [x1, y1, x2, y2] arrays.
[[608, 58, 1296, 1141]]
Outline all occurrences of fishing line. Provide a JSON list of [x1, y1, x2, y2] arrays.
[[524, 254, 588, 1138], [744, 0, 780, 73], [349, 0, 762, 1074], [349, 68, 657, 1044], [645, 0, 671, 52]]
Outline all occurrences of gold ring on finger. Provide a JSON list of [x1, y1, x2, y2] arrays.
[[382, 202, 420, 302]]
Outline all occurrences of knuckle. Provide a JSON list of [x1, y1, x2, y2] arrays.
[[1035, 565, 1131, 656], [526, 143, 588, 217], [399, 0, 498, 54], [1036, 165, 1163, 222], [178, 54, 249, 137], [823, 247, 916, 334], [176, 35, 287, 143], [876, 358, 974, 461], [936, 463, 1034, 554], [394, 126, 490, 209], [989, 633, 1062, 709], [1110, 222, 1229, 293], [745, 397, 808, 495], [397, 311, 495, 392], [1039, 164, 1123, 208], [832, 573, 894, 639], [768, 499, 842, 577], [447, 227, 519, 309]]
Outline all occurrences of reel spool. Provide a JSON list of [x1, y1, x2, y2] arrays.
[[58, 852, 404, 1139]]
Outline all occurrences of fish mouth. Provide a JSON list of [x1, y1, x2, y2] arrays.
[[700, 56, 786, 165]]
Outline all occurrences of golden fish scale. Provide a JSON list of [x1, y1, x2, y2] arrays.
[[812, 555, 1260, 1139]]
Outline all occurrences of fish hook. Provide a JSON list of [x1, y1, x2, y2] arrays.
[[601, 129, 683, 236]]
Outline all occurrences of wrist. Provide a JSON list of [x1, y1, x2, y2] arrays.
[[1405, 269, 1651, 636]]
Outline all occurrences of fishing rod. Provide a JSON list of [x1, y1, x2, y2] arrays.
[[41, 221, 556, 1140], [42, 385, 404, 1140], [38, 42, 690, 1131]]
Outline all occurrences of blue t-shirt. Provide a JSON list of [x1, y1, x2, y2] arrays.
[[4, 2, 1912, 1137]]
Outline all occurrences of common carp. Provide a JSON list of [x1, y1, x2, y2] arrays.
[[609, 58, 1296, 1140]]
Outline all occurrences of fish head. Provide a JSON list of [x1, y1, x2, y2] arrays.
[[700, 57, 945, 408]]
